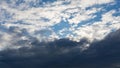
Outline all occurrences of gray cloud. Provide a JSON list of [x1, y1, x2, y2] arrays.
[[0, 29, 120, 68]]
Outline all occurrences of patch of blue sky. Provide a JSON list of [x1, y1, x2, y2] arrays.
[[112, 0, 120, 16], [69, 15, 74, 19], [76, 19, 97, 28], [76, 0, 120, 28], [101, 0, 120, 12], [113, 11, 120, 16], [34, 29, 52, 37], [86, 0, 119, 13], [74, 12, 102, 28], [58, 30, 73, 39], [52, 20, 70, 32]]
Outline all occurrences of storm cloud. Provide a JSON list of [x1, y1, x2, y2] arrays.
[[0, 29, 120, 68]]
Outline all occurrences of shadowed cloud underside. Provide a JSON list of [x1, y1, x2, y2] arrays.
[[0, 0, 120, 68]]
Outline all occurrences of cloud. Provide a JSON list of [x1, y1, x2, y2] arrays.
[[0, 0, 120, 67], [0, 0, 119, 42], [71, 10, 120, 41], [0, 29, 120, 68], [78, 0, 114, 9]]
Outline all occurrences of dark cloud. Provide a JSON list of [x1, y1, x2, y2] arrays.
[[0, 29, 120, 68]]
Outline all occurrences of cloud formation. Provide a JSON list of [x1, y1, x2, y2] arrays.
[[0, 0, 119, 42], [0, 0, 120, 68], [0, 28, 120, 68]]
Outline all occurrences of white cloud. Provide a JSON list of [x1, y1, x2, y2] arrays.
[[71, 10, 120, 42], [0, 0, 119, 50], [79, 0, 114, 8]]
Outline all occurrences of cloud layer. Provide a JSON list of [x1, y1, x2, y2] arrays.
[[0, 28, 120, 68]]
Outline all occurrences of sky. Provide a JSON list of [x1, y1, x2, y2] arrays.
[[0, 0, 120, 68]]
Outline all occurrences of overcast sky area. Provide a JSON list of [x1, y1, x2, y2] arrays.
[[0, 0, 120, 68]]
